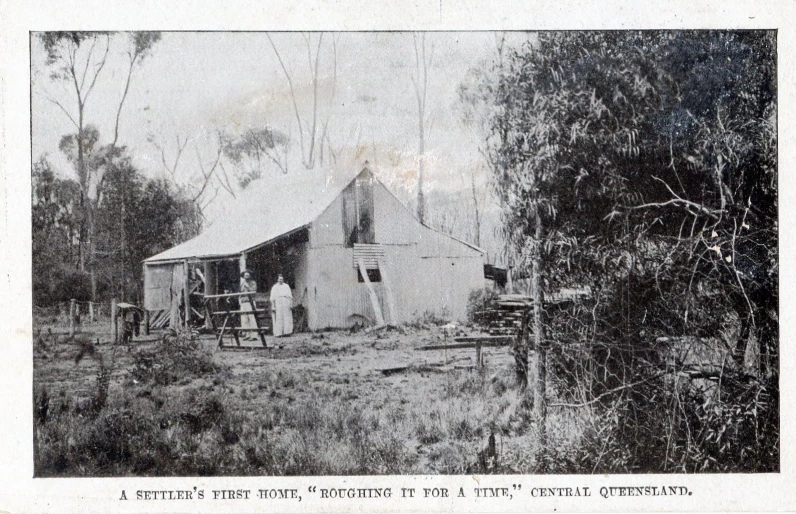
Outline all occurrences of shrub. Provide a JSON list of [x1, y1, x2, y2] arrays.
[[408, 308, 452, 328], [34, 268, 92, 306], [130, 330, 221, 386], [466, 288, 498, 325]]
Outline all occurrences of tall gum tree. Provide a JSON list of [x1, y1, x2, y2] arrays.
[[38, 32, 161, 300]]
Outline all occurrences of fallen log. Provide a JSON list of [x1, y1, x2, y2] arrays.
[[416, 338, 513, 351], [453, 335, 514, 344]]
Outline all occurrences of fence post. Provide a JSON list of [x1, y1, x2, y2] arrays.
[[68, 299, 76, 337], [89, 301, 95, 323], [144, 309, 150, 335], [111, 298, 118, 344]]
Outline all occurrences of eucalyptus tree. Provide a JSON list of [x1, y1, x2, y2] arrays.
[[481, 31, 776, 469], [38, 31, 162, 300]]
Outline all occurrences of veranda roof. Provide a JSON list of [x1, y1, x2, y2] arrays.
[[145, 170, 353, 263]]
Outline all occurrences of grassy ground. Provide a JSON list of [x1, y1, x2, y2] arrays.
[[32, 320, 590, 476]]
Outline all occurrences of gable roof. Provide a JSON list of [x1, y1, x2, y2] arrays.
[[145, 166, 482, 263], [145, 170, 352, 262]]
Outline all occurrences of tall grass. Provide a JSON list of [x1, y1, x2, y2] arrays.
[[34, 342, 562, 476], [34, 330, 608, 476]]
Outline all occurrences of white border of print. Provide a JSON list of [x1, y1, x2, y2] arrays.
[[1, 1, 794, 512]]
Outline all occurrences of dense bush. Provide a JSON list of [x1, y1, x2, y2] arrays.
[[481, 30, 778, 473], [33, 268, 92, 306]]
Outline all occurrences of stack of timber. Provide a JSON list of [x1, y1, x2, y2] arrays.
[[474, 290, 588, 336], [476, 294, 532, 336]]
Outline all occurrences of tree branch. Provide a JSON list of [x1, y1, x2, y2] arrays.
[[216, 161, 237, 199], [78, 36, 97, 92], [626, 176, 722, 219], [306, 32, 323, 168], [82, 35, 110, 106], [268, 33, 307, 167], [44, 95, 78, 128], [550, 372, 667, 408]]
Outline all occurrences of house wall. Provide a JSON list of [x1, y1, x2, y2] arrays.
[[306, 178, 484, 329], [292, 241, 311, 308], [144, 262, 177, 311], [143, 261, 185, 328]]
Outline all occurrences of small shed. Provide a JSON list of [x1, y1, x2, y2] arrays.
[[143, 165, 485, 331]]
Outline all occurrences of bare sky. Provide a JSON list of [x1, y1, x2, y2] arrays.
[[31, 32, 532, 221]]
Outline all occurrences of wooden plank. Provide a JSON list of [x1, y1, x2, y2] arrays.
[[357, 257, 385, 326], [219, 345, 271, 351], [204, 303, 215, 330], [453, 335, 514, 343], [203, 261, 216, 330], [377, 257, 397, 325], [69, 299, 76, 337], [210, 309, 261, 315], [203, 291, 263, 300], [151, 310, 169, 329], [182, 260, 190, 329], [416, 340, 512, 351], [111, 298, 118, 344], [216, 312, 231, 348], [377, 363, 454, 375]]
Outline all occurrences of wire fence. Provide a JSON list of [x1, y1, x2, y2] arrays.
[[33, 300, 123, 330]]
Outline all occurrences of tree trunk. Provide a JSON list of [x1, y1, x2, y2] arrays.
[[85, 198, 98, 302], [89, 243, 98, 302], [514, 309, 532, 388], [532, 210, 547, 446], [120, 194, 126, 301], [111, 298, 118, 344], [77, 107, 87, 273], [417, 121, 425, 223]]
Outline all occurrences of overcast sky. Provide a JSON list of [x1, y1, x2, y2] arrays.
[[31, 32, 533, 221]]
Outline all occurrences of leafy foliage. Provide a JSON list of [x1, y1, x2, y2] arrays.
[[220, 126, 290, 187], [32, 152, 199, 305], [480, 31, 777, 471]]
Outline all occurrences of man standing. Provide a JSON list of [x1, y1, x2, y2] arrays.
[[270, 274, 293, 336]]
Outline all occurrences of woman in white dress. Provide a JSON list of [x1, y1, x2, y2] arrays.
[[270, 274, 293, 336]]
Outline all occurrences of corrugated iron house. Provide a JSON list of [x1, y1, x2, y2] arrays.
[[143, 165, 485, 331]]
